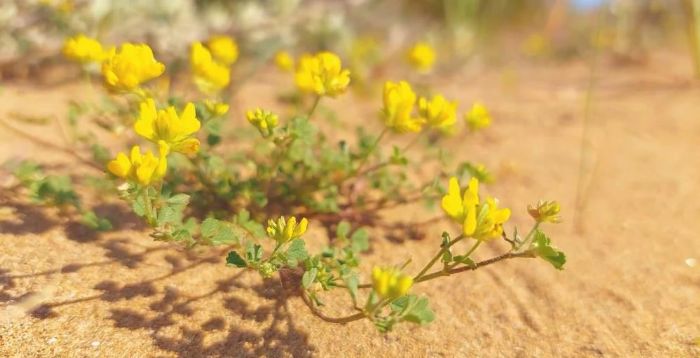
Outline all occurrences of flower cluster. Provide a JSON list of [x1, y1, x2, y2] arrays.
[[102, 43, 165, 93], [134, 99, 201, 155], [107, 144, 167, 185], [528, 200, 562, 223], [380, 80, 492, 135], [62, 35, 110, 64], [266, 216, 309, 243], [465, 102, 492, 131], [441, 177, 511, 240], [295, 52, 351, 97], [407, 42, 436, 73], [246, 108, 279, 138], [190, 42, 232, 94], [63, 36, 165, 94], [371, 267, 413, 300]]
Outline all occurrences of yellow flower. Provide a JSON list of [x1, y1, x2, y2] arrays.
[[407, 42, 436, 73], [381, 81, 425, 133], [134, 98, 201, 155], [441, 177, 510, 240], [274, 51, 294, 72], [371, 267, 413, 300], [62, 35, 108, 63], [295, 52, 351, 97], [190, 42, 231, 94], [107, 145, 167, 185], [528, 200, 562, 224], [418, 94, 457, 131], [465, 102, 492, 131], [204, 100, 230, 117], [266, 216, 309, 243], [101, 43, 165, 92], [206, 35, 239, 65], [246, 108, 279, 138]]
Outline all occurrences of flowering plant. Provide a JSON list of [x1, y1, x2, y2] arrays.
[[6, 33, 566, 332]]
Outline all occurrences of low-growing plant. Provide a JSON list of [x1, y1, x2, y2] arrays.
[[5, 33, 566, 332]]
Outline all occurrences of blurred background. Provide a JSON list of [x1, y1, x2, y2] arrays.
[[0, 0, 698, 82]]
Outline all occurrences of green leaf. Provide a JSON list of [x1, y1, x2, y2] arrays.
[[531, 230, 566, 270], [201, 218, 237, 245], [226, 251, 247, 268], [80, 211, 112, 231], [285, 239, 308, 265], [350, 229, 369, 253], [336, 221, 351, 238], [302, 268, 318, 288], [391, 295, 435, 325], [132, 195, 146, 217], [341, 270, 359, 303], [166, 194, 190, 205], [246, 243, 263, 263]]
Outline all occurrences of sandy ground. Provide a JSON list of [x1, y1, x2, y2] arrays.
[[1, 52, 699, 357]]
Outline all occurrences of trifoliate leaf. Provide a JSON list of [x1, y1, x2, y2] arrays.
[[350, 229, 369, 253], [531, 230, 566, 270], [226, 251, 247, 268], [336, 220, 351, 239], [390, 295, 435, 325], [80, 211, 112, 231], [201, 218, 237, 245], [302, 268, 318, 288], [246, 243, 263, 263], [286, 239, 308, 265]]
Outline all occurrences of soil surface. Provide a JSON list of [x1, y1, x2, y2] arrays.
[[1, 52, 699, 357]]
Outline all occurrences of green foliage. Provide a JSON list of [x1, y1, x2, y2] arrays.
[[531, 230, 567, 270]]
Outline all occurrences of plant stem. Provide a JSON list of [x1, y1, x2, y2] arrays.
[[142, 188, 155, 226], [414, 251, 535, 283], [307, 96, 322, 119], [351, 128, 388, 179], [301, 290, 366, 324], [413, 234, 465, 280]]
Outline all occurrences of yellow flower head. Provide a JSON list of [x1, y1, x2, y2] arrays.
[[381, 81, 425, 133], [190, 42, 231, 94], [441, 177, 510, 240], [465, 102, 492, 132], [266, 216, 309, 243], [134, 98, 201, 155], [418, 94, 457, 131], [204, 100, 229, 117], [407, 42, 436, 73], [295, 52, 351, 97], [101, 43, 165, 92], [107, 145, 167, 185], [246, 108, 279, 138], [371, 267, 413, 300], [528, 200, 562, 224], [206, 35, 239, 65], [62, 35, 108, 63], [274, 51, 295, 72]]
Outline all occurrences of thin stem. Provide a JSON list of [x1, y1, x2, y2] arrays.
[[463, 239, 482, 258], [352, 128, 388, 179], [307, 96, 322, 119], [414, 251, 536, 283], [301, 290, 366, 324], [0, 118, 102, 171], [414, 234, 465, 280], [142, 188, 155, 226]]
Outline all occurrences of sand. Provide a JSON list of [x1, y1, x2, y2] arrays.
[[1, 51, 699, 357]]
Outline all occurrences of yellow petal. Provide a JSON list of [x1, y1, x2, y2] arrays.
[[107, 152, 131, 178], [463, 207, 477, 236], [441, 177, 464, 219]]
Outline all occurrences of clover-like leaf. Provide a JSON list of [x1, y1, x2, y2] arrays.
[[531, 230, 566, 270]]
